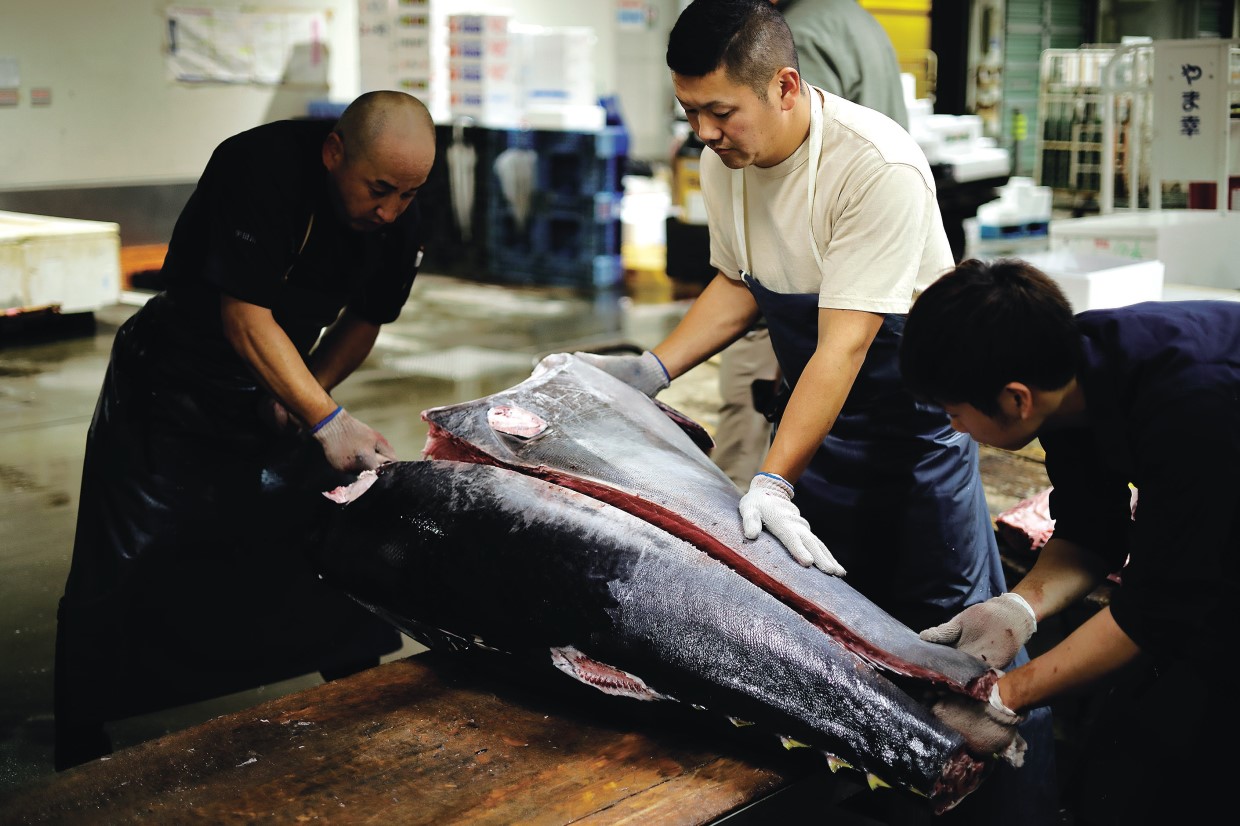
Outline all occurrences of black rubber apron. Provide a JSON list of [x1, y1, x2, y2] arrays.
[[55, 291, 398, 727]]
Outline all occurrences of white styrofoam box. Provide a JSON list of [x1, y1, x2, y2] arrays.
[[447, 13, 510, 38], [621, 175, 671, 249], [916, 114, 983, 149], [448, 36, 514, 62], [449, 89, 520, 128], [512, 24, 596, 109], [522, 103, 606, 131], [448, 59, 517, 86], [0, 211, 121, 314], [1020, 250, 1164, 312], [1049, 211, 1240, 290], [978, 177, 1052, 228]]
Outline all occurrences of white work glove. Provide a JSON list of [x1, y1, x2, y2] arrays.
[[311, 405, 397, 473], [918, 592, 1038, 670], [739, 473, 846, 576], [573, 350, 670, 398], [931, 683, 1027, 767]]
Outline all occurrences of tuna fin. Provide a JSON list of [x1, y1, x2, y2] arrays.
[[779, 735, 811, 750], [652, 398, 715, 455], [867, 773, 892, 791], [550, 646, 674, 701], [727, 716, 755, 728], [823, 753, 853, 773]]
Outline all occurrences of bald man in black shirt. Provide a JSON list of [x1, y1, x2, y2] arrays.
[[54, 91, 436, 770]]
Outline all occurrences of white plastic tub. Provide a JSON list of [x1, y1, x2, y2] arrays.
[[1021, 249, 1164, 312]]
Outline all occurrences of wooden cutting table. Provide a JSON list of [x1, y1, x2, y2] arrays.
[[0, 651, 862, 826]]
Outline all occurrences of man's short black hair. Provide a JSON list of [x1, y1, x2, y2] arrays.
[[667, 0, 799, 99], [900, 258, 1082, 416]]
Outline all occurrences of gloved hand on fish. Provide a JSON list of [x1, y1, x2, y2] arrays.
[[312, 353, 1028, 814]]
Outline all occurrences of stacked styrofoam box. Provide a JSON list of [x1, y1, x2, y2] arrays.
[[447, 13, 520, 128], [909, 112, 1010, 182], [0, 211, 121, 314], [512, 24, 603, 131], [358, 0, 434, 100], [976, 177, 1052, 239]]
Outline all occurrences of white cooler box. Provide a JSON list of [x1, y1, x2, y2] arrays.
[[1049, 211, 1240, 291], [1020, 250, 1164, 313], [0, 210, 121, 315]]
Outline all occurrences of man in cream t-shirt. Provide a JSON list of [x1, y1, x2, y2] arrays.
[[568, 1, 1058, 823]]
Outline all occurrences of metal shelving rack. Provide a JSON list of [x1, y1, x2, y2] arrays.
[[1033, 46, 1115, 211], [1036, 40, 1240, 214]]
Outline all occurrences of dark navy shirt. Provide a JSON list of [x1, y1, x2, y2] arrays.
[[163, 119, 422, 357], [1041, 301, 1240, 662]]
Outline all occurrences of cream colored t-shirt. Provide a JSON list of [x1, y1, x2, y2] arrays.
[[704, 87, 953, 314]]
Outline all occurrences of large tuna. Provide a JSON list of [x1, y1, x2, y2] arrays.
[[421, 354, 996, 699], [316, 460, 988, 811], [311, 355, 1013, 813]]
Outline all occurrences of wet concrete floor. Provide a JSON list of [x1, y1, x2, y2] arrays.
[[0, 273, 717, 795]]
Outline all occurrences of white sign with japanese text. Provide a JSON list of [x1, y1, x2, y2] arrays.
[[1152, 40, 1227, 182]]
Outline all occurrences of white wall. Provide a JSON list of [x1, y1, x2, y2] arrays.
[[0, 1, 676, 191]]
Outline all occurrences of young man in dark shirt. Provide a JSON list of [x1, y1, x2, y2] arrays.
[[900, 257, 1240, 825]]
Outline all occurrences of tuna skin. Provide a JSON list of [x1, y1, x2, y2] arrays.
[[315, 460, 988, 812], [421, 354, 996, 700]]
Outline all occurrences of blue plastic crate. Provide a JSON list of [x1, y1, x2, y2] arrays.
[[307, 100, 349, 119], [488, 126, 627, 200], [485, 187, 621, 290]]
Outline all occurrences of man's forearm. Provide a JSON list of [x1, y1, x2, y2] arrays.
[[652, 273, 760, 379], [308, 311, 381, 392], [221, 295, 337, 427], [1000, 606, 1141, 712], [1012, 537, 1114, 623]]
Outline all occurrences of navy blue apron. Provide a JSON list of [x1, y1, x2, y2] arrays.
[[727, 87, 1003, 630]]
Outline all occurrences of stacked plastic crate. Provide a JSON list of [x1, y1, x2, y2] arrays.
[[447, 13, 520, 128], [484, 125, 627, 290]]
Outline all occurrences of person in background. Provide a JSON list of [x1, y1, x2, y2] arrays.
[[54, 90, 435, 770], [572, 3, 1056, 821], [713, 0, 911, 490], [901, 258, 1239, 826]]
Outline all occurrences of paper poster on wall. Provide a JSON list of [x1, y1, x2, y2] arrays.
[[165, 6, 330, 86]]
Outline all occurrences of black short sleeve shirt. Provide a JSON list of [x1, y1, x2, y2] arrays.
[[163, 119, 422, 355]]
